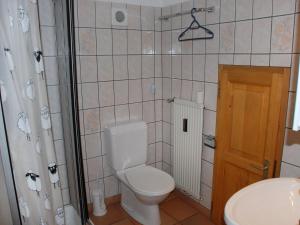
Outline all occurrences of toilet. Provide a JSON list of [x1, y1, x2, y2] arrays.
[[104, 121, 175, 225]]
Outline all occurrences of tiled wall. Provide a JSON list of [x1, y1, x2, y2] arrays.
[[160, 0, 300, 209], [40, 0, 300, 210], [38, 0, 70, 205], [73, 0, 164, 202]]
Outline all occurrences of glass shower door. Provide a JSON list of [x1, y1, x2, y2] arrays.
[[53, 0, 89, 224]]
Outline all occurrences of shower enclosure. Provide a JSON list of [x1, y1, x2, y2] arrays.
[[0, 0, 89, 224]]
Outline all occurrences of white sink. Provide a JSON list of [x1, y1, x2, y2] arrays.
[[225, 178, 300, 225]]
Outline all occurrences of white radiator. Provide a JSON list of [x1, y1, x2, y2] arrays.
[[173, 98, 204, 199]]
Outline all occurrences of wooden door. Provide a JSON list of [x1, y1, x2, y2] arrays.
[[211, 65, 290, 225]]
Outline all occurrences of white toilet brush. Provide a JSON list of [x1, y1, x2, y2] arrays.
[[92, 167, 107, 216], [92, 188, 107, 216]]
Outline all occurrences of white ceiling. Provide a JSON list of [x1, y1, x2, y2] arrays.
[[92, 0, 190, 7]]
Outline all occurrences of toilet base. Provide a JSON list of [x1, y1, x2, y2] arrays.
[[120, 184, 161, 225]]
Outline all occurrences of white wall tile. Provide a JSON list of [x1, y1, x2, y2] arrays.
[[78, 28, 96, 55], [128, 55, 142, 79], [141, 6, 155, 30], [201, 160, 213, 187], [84, 108, 101, 134], [205, 55, 219, 83], [234, 54, 251, 65], [114, 56, 128, 80], [129, 103, 143, 120], [172, 55, 182, 79], [193, 55, 205, 81], [104, 176, 119, 197], [286, 93, 296, 128], [85, 133, 102, 158], [115, 105, 130, 122], [80, 56, 98, 82], [235, 20, 252, 53], [220, 22, 235, 54], [202, 145, 215, 164], [143, 101, 155, 122], [147, 144, 156, 164], [96, 2, 112, 28], [204, 83, 218, 111], [156, 142, 163, 161], [251, 54, 270, 66], [142, 31, 155, 54], [253, 0, 272, 18], [203, 109, 216, 135], [78, 0, 95, 27], [252, 18, 271, 54], [114, 80, 129, 105], [182, 55, 193, 80], [273, 0, 296, 16], [206, 24, 220, 54], [129, 79, 142, 103], [99, 82, 114, 107], [181, 80, 193, 100], [270, 54, 291, 67], [282, 129, 300, 166], [220, 0, 236, 22], [236, 0, 253, 20], [98, 56, 114, 81], [82, 83, 99, 109], [271, 15, 294, 53], [128, 30, 142, 54], [113, 30, 127, 55], [280, 162, 300, 177], [142, 55, 155, 78], [142, 78, 155, 101], [200, 184, 212, 209], [97, 29, 112, 55], [206, 0, 221, 24], [87, 156, 103, 181], [128, 4, 141, 29]]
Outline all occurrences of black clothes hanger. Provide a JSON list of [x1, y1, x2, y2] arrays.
[[178, 8, 214, 42]]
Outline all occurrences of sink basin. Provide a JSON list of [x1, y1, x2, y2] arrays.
[[225, 178, 300, 225]]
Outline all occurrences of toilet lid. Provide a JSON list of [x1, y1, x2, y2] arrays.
[[125, 166, 175, 196]]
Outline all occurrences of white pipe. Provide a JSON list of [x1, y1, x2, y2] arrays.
[[293, 58, 300, 131]]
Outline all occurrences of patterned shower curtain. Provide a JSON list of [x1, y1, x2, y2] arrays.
[[0, 0, 65, 225]]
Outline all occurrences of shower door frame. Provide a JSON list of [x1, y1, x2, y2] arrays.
[[0, 95, 22, 225], [59, 0, 90, 224]]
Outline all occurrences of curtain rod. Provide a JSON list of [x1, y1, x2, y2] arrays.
[[159, 6, 215, 21]]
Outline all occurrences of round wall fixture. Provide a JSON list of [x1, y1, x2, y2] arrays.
[[112, 8, 128, 26]]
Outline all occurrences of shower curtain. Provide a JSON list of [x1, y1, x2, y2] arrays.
[[0, 0, 65, 225]]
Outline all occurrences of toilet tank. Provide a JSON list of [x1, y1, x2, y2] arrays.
[[104, 121, 147, 171]]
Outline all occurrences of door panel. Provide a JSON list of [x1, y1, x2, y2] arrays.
[[211, 65, 290, 225]]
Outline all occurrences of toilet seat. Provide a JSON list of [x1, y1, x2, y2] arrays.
[[124, 166, 175, 196]]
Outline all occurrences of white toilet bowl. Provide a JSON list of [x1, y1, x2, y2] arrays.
[[117, 165, 175, 225], [104, 121, 175, 225]]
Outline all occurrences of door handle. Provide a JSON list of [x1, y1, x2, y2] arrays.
[[250, 160, 270, 179]]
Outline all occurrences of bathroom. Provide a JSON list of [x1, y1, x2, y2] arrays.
[[0, 0, 299, 224]]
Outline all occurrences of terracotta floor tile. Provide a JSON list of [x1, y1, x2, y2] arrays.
[[162, 191, 179, 203], [160, 198, 198, 221], [180, 213, 215, 225], [160, 210, 178, 225], [111, 218, 135, 225], [90, 203, 128, 225]]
